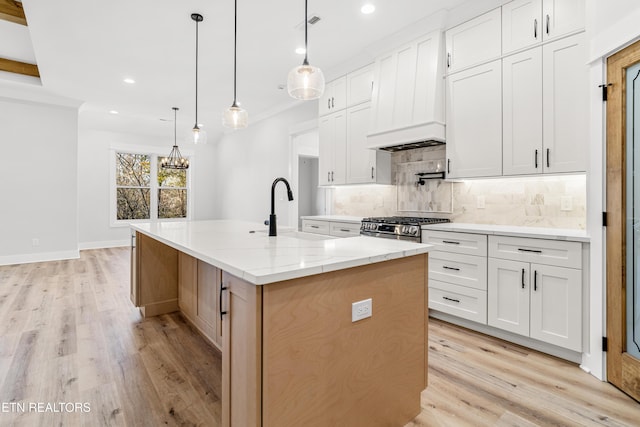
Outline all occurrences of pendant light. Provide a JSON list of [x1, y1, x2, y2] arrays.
[[287, 0, 325, 100], [222, 0, 248, 129], [161, 107, 189, 170], [190, 13, 206, 144]]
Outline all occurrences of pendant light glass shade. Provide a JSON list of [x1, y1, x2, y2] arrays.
[[287, 62, 325, 100], [190, 13, 207, 144], [223, 0, 248, 129], [162, 107, 189, 170], [223, 104, 248, 129], [287, 0, 324, 100]]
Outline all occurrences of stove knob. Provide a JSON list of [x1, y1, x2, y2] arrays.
[[411, 226, 419, 235], [401, 225, 408, 234], [371, 223, 378, 231]]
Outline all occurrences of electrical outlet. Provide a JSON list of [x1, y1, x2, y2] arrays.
[[477, 195, 486, 209], [32, 238, 39, 247], [561, 196, 573, 211], [352, 298, 372, 322]]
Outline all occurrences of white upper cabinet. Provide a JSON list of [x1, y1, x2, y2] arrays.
[[542, 0, 585, 41], [542, 33, 587, 173], [368, 30, 445, 148], [446, 59, 502, 178], [318, 111, 347, 185], [502, 0, 542, 54], [346, 64, 374, 108], [503, 47, 543, 175], [318, 76, 347, 117], [346, 102, 391, 184], [502, 0, 585, 54], [445, 8, 501, 73]]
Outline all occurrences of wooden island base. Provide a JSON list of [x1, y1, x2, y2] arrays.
[[131, 232, 428, 427]]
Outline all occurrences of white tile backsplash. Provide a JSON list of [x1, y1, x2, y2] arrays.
[[331, 146, 586, 229]]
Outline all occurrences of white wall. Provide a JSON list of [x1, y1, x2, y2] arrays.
[[77, 122, 217, 249], [213, 102, 317, 225], [0, 96, 79, 264]]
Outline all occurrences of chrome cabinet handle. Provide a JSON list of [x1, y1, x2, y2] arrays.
[[327, 171, 330, 182], [535, 149, 538, 169], [220, 282, 228, 321], [534, 19, 538, 39], [339, 228, 350, 232], [447, 159, 451, 174], [521, 268, 526, 289], [371, 166, 374, 179], [327, 99, 331, 109], [546, 14, 550, 35], [331, 171, 334, 181], [443, 266, 460, 271], [447, 53, 451, 68], [331, 97, 335, 108], [534, 270, 538, 291], [443, 296, 460, 303]]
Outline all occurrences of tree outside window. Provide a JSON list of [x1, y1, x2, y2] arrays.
[[115, 152, 189, 221]]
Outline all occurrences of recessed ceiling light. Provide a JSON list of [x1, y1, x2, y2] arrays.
[[109, 110, 119, 114], [361, 4, 375, 14], [123, 78, 135, 84], [295, 47, 306, 55]]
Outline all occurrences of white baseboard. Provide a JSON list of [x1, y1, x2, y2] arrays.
[[78, 240, 129, 250], [0, 250, 80, 266]]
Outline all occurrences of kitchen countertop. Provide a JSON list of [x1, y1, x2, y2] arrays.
[[421, 222, 590, 242], [300, 215, 364, 223], [132, 220, 431, 285]]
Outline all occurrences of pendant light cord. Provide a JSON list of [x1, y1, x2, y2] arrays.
[[174, 107, 178, 146], [303, 0, 309, 66], [233, 0, 238, 106], [195, 19, 199, 126]]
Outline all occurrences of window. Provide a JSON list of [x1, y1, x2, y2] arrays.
[[113, 150, 190, 223]]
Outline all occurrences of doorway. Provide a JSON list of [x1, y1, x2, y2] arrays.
[[297, 156, 322, 229], [606, 39, 640, 402]]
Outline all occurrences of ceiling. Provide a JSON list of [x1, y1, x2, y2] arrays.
[[3, 0, 470, 141]]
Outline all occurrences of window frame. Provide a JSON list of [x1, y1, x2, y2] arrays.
[[110, 145, 194, 227]]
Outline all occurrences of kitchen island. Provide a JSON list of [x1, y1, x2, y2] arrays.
[[130, 220, 432, 427]]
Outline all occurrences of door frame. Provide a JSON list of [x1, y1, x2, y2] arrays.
[[606, 38, 640, 402]]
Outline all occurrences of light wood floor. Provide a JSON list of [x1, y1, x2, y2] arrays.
[[0, 248, 638, 426]]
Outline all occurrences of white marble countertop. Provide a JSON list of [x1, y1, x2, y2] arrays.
[[300, 215, 364, 223], [132, 220, 431, 285], [421, 222, 590, 242]]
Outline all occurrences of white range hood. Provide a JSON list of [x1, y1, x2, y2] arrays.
[[367, 30, 445, 151]]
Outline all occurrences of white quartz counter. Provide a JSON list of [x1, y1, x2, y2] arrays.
[[300, 215, 363, 224], [132, 220, 431, 285], [421, 222, 590, 242]]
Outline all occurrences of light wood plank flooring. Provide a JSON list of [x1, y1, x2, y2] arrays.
[[0, 247, 638, 426]]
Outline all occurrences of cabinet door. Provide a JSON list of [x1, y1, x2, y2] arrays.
[[542, 0, 585, 41], [221, 273, 262, 427], [503, 47, 543, 175], [488, 258, 530, 336], [445, 8, 501, 73], [502, 0, 542, 54], [446, 59, 502, 178], [318, 112, 347, 185], [178, 252, 197, 319], [197, 260, 220, 346], [542, 33, 587, 173], [318, 115, 333, 185], [529, 264, 582, 351], [346, 64, 373, 107], [369, 49, 397, 134], [318, 76, 347, 116], [346, 103, 375, 184]]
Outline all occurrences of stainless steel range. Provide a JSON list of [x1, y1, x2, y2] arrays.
[[360, 216, 450, 242]]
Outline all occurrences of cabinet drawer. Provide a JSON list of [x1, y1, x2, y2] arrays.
[[429, 280, 487, 324], [429, 251, 487, 290], [302, 220, 330, 235], [422, 231, 487, 256], [329, 222, 361, 237], [488, 235, 581, 268]]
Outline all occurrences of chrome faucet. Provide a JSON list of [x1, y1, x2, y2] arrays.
[[269, 177, 294, 236]]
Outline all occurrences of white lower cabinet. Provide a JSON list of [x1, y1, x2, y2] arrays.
[[488, 236, 582, 352], [423, 231, 488, 324], [301, 219, 360, 237]]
